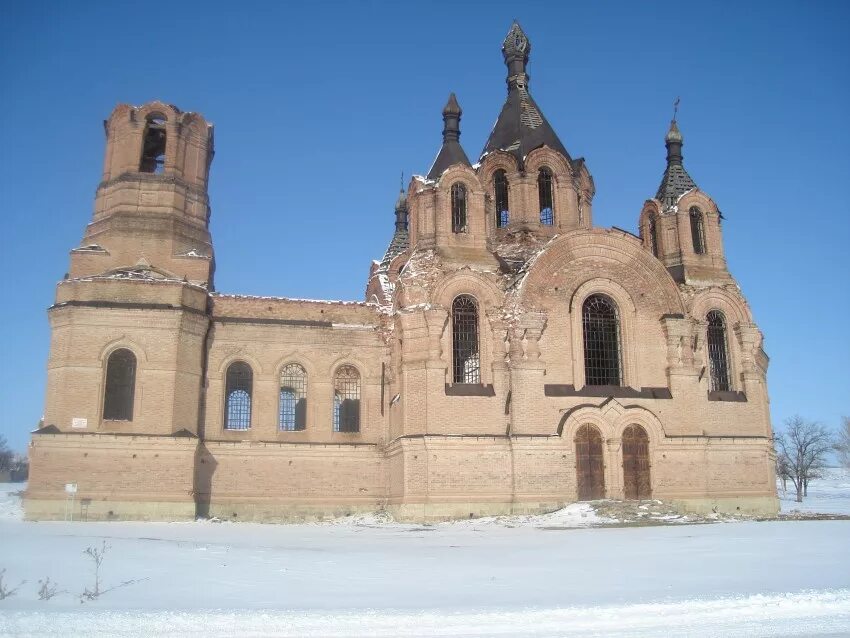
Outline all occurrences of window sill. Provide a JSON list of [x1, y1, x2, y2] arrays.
[[544, 384, 672, 399], [707, 390, 747, 402], [445, 383, 496, 397]]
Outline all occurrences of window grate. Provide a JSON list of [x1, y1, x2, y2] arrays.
[[103, 349, 136, 421], [707, 311, 730, 392], [451, 183, 467, 233], [333, 365, 361, 433], [279, 364, 307, 431], [452, 295, 480, 384], [225, 362, 252, 430], [494, 170, 509, 227], [690, 207, 706, 254], [538, 167, 554, 225], [582, 295, 622, 386]]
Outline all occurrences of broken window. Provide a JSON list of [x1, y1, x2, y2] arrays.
[[140, 116, 167, 174], [494, 170, 509, 227], [690, 207, 706, 255], [333, 366, 361, 433], [648, 214, 659, 257], [103, 349, 136, 421], [538, 167, 554, 225], [452, 295, 480, 384], [707, 310, 730, 392], [225, 362, 252, 430], [279, 364, 307, 431], [582, 294, 622, 386], [451, 183, 467, 233]]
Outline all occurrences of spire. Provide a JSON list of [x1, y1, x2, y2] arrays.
[[394, 173, 408, 232], [656, 105, 697, 208], [427, 93, 471, 180], [480, 22, 570, 167]]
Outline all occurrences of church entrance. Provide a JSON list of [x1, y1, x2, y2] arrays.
[[622, 424, 651, 500], [575, 424, 605, 500]]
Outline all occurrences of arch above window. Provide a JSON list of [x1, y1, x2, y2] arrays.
[[494, 170, 509, 228], [103, 348, 136, 421], [538, 167, 554, 225], [279, 364, 307, 431], [333, 365, 361, 433], [452, 295, 480, 384], [451, 183, 468, 233], [690, 207, 706, 254], [582, 294, 622, 386], [225, 361, 252, 430], [706, 310, 730, 392]]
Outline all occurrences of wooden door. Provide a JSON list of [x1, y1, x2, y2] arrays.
[[575, 424, 605, 500], [623, 424, 651, 500]]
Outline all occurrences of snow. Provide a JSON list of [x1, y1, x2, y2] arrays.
[[1, 478, 849, 636], [779, 467, 850, 515]]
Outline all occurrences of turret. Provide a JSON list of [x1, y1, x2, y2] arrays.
[[69, 101, 215, 287]]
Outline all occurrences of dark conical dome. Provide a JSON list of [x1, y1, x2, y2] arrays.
[[656, 119, 697, 208], [427, 93, 471, 180], [480, 22, 571, 167]]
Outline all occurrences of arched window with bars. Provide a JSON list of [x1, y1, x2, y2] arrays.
[[647, 214, 659, 257], [103, 348, 136, 421], [451, 183, 467, 233], [707, 310, 731, 392], [224, 362, 252, 430], [333, 365, 361, 432], [538, 167, 554, 225], [690, 207, 706, 254], [452, 295, 480, 384], [140, 115, 167, 174], [279, 364, 307, 431], [582, 294, 622, 386], [494, 170, 509, 227]]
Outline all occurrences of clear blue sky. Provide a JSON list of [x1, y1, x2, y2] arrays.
[[1, 1, 848, 453]]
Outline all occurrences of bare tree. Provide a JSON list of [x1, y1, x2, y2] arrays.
[[775, 416, 834, 503], [775, 454, 790, 493], [835, 416, 850, 469], [0, 436, 13, 474]]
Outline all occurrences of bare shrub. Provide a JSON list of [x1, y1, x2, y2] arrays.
[[0, 568, 25, 600], [38, 577, 64, 601]]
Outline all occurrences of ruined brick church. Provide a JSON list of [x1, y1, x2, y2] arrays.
[[26, 23, 778, 521]]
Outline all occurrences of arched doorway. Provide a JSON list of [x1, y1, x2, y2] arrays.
[[575, 424, 605, 500], [622, 424, 651, 500]]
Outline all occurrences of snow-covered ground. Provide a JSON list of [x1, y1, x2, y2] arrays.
[[1, 477, 849, 637], [778, 466, 850, 515]]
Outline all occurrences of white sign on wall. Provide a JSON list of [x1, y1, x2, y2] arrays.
[[65, 483, 77, 494], [71, 418, 88, 429]]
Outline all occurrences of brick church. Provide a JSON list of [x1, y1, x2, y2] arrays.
[[26, 23, 779, 521]]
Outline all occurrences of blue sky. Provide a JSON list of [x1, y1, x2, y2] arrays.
[[1, 1, 848, 453]]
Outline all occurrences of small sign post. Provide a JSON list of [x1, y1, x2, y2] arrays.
[[64, 483, 77, 521]]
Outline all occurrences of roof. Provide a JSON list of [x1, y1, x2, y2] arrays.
[[655, 120, 698, 209], [480, 22, 571, 166]]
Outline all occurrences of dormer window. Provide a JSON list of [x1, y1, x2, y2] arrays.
[[494, 170, 509, 227], [538, 167, 554, 225], [451, 183, 467, 233], [140, 115, 167, 174]]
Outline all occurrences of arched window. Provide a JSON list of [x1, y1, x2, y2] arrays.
[[140, 116, 167, 174], [451, 183, 467, 233], [279, 364, 307, 431], [333, 366, 361, 432], [494, 170, 509, 227], [647, 214, 659, 257], [103, 349, 136, 421], [538, 167, 554, 225], [690, 207, 706, 254], [707, 311, 730, 392], [582, 295, 622, 386], [225, 362, 252, 430], [452, 295, 480, 384]]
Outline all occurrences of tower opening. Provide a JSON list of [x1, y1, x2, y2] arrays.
[[140, 116, 167, 174]]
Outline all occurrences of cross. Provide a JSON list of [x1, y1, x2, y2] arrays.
[[673, 97, 681, 122]]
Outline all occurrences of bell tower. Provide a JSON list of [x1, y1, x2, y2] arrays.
[[70, 101, 215, 287]]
